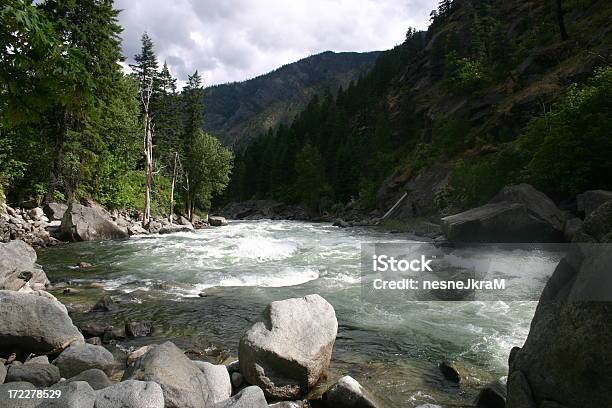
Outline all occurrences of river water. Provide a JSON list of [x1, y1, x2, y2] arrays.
[[38, 220, 563, 407]]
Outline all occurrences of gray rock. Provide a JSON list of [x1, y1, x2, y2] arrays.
[[322, 376, 379, 408], [6, 363, 60, 387], [475, 380, 506, 408], [231, 371, 244, 388], [442, 184, 564, 242], [53, 344, 115, 378], [213, 386, 268, 408], [126, 346, 151, 366], [576, 189, 612, 216], [43, 202, 68, 221], [94, 380, 164, 408], [506, 371, 536, 408], [122, 341, 214, 408], [46, 381, 96, 408], [177, 216, 192, 226], [209, 216, 228, 227], [91, 295, 118, 312], [28, 208, 44, 221], [127, 224, 148, 236], [86, 337, 102, 346], [159, 225, 193, 234], [438, 361, 460, 383], [576, 200, 612, 242], [24, 356, 49, 365], [0, 363, 6, 384], [415, 405, 443, 408], [0, 240, 49, 291], [0, 291, 84, 354], [268, 402, 303, 408], [563, 217, 582, 242], [192, 361, 232, 403], [125, 321, 153, 337], [60, 203, 128, 242], [63, 369, 112, 390], [239, 294, 338, 399], [0, 382, 40, 408]]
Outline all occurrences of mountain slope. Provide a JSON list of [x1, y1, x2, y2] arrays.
[[225, 0, 611, 217], [203, 51, 380, 147]]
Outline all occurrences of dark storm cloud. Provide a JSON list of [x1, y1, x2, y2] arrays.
[[116, 0, 437, 87]]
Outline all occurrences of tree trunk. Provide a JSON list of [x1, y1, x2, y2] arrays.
[[142, 112, 152, 228], [169, 151, 177, 224], [555, 0, 568, 41], [185, 174, 191, 220], [44, 109, 68, 204]]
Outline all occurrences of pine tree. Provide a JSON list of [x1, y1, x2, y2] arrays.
[[182, 70, 205, 219]]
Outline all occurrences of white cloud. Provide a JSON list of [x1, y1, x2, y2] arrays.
[[116, 0, 437, 87]]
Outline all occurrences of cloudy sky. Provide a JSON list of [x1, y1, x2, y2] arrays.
[[116, 0, 437, 88]]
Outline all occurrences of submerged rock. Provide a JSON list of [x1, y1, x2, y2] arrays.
[[239, 294, 338, 399], [0, 290, 84, 354], [438, 361, 460, 383], [322, 375, 380, 408], [91, 295, 118, 312], [60, 202, 128, 241], [53, 343, 115, 378], [125, 321, 153, 338]]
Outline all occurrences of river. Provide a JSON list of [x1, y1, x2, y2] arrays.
[[37, 220, 563, 407]]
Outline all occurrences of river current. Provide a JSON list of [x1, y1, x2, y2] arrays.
[[38, 220, 563, 407]]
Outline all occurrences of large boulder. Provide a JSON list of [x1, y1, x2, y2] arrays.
[[0, 382, 40, 408], [43, 202, 68, 221], [0, 240, 49, 291], [0, 291, 84, 354], [212, 386, 268, 408], [239, 294, 338, 399], [506, 204, 612, 407], [0, 362, 6, 383], [122, 341, 216, 408], [322, 376, 380, 408], [5, 363, 60, 387], [59, 203, 128, 241], [53, 344, 115, 378], [94, 380, 164, 408], [441, 184, 564, 242], [576, 189, 612, 216]]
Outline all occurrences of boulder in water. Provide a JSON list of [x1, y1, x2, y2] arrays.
[[90, 295, 118, 312], [209, 216, 228, 226], [125, 321, 153, 337], [0, 290, 84, 354], [59, 202, 128, 241], [475, 380, 506, 408], [239, 294, 338, 399], [322, 375, 380, 408], [438, 361, 460, 383]]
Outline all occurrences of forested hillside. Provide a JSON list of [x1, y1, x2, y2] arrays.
[[0, 1, 232, 223], [204, 51, 380, 148], [225, 0, 612, 217]]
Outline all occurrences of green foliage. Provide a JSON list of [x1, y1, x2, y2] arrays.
[[520, 67, 612, 195], [432, 117, 470, 156], [294, 144, 332, 212], [443, 52, 486, 93], [187, 131, 234, 211]]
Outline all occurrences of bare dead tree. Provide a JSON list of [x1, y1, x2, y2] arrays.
[[140, 76, 154, 228], [169, 151, 179, 224]]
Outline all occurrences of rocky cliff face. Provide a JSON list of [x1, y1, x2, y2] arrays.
[[506, 199, 612, 407], [203, 51, 380, 148]]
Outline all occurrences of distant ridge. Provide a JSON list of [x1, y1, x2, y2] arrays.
[[203, 50, 381, 147]]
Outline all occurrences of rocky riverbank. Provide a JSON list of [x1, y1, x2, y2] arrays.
[[0, 197, 230, 248]]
